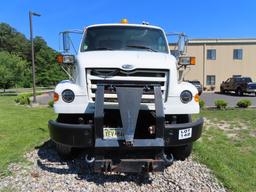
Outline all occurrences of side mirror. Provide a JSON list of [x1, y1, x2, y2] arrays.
[[178, 34, 186, 54], [63, 32, 70, 53]]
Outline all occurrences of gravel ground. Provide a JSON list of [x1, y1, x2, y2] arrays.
[[0, 141, 226, 192]]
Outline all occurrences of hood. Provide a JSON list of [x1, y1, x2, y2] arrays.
[[77, 51, 176, 70], [248, 82, 256, 89]]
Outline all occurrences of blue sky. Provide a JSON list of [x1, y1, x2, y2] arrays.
[[0, 0, 255, 50]]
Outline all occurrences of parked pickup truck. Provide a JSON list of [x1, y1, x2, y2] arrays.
[[220, 77, 256, 96], [186, 80, 203, 95]]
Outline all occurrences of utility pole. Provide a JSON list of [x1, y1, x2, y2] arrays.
[[29, 11, 41, 103]]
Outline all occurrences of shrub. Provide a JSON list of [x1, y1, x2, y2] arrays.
[[48, 100, 54, 108], [210, 86, 215, 91], [236, 99, 252, 108], [14, 92, 44, 105], [215, 99, 228, 109], [199, 99, 205, 109], [15, 93, 31, 105]]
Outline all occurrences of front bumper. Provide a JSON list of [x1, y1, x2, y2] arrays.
[[165, 118, 203, 146], [48, 117, 203, 148], [48, 120, 93, 148]]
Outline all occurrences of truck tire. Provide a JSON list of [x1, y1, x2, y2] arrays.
[[236, 88, 243, 96], [171, 143, 193, 161], [220, 87, 225, 94], [55, 143, 72, 159]]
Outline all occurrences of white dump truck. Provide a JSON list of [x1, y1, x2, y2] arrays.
[[48, 19, 203, 173]]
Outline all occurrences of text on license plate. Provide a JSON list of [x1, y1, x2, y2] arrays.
[[178, 128, 192, 140], [103, 128, 124, 140]]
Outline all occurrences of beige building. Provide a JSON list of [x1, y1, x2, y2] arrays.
[[172, 38, 256, 91]]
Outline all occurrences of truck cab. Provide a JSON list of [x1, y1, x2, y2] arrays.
[[49, 21, 203, 173]]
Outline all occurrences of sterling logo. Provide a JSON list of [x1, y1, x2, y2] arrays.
[[122, 64, 134, 70]]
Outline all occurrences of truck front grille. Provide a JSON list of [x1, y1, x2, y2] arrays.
[[86, 69, 168, 104]]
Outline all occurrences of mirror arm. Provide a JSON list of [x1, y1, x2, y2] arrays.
[[60, 65, 74, 81]]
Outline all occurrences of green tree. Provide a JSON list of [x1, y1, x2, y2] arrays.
[[0, 22, 67, 88], [0, 52, 27, 92], [0, 23, 30, 60], [34, 36, 66, 86]]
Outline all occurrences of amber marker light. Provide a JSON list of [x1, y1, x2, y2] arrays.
[[56, 54, 64, 64], [190, 57, 196, 65], [54, 92, 59, 102], [120, 19, 128, 24], [194, 94, 200, 103]]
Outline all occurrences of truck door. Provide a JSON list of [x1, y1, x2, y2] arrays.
[[229, 78, 236, 91], [224, 78, 231, 90]]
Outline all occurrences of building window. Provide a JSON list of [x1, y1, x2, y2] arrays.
[[233, 49, 243, 60], [207, 49, 216, 60], [206, 75, 216, 85]]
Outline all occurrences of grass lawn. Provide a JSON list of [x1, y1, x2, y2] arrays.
[[0, 96, 56, 176], [193, 109, 256, 192]]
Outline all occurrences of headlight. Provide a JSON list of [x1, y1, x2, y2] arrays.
[[62, 89, 75, 103], [180, 90, 192, 104]]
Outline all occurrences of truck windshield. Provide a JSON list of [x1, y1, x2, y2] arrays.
[[242, 78, 252, 82], [81, 26, 169, 53]]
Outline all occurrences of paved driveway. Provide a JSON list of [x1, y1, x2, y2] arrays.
[[200, 92, 256, 107], [36, 92, 53, 105]]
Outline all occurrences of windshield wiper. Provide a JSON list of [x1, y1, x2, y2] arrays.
[[126, 45, 158, 52]]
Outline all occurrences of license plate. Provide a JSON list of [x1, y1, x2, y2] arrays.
[[178, 128, 192, 140], [103, 128, 124, 140]]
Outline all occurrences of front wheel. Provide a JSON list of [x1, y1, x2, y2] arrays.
[[236, 88, 243, 96], [55, 143, 72, 159], [220, 87, 225, 94], [166, 143, 193, 161]]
